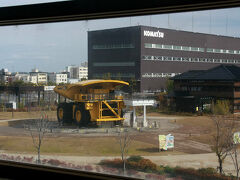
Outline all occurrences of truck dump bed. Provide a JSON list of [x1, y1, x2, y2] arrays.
[[54, 79, 129, 101]]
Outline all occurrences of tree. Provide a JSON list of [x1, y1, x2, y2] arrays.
[[212, 100, 231, 115], [25, 112, 51, 164], [116, 129, 132, 174], [211, 115, 236, 174], [228, 143, 240, 179], [129, 78, 137, 93], [47, 81, 56, 86], [166, 78, 174, 93], [10, 80, 25, 87]]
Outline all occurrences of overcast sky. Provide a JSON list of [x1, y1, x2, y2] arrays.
[[0, 1, 240, 72]]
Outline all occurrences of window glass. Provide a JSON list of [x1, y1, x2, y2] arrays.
[[191, 47, 199, 51], [207, 48, 214, 52], [182, 46, 190, 51], [1, 4, 240, 180]]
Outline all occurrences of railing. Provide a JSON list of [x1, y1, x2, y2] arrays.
[[124, 93, 156, 101], [74, 93, 156, 101], [74, 93, 124, 101]]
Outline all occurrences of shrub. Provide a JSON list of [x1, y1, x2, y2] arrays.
[[175, 167, 231, 180], [99, 158, 123, 169], [198, 167, 217, 175], [47, 159, 62, 166], [164, 165, 176, 176], [156, 166, 165, 175], [127, 155, 143, 162], [84, 165, 93, 171], [137, 159, 157, 172], [212, 100, 231, 115]]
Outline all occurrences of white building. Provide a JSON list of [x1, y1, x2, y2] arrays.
[[66, 64, 88, 80], [30, 71, 48, 84], [48, 73, 67, 85], [68, 78, 80, 84], [13, 73, 37, 84]]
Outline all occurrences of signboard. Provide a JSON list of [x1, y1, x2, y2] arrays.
[[166, 134, 174, 149], [159, 135, 167, 150], [44, 86, 55, 91], [234, 132, 240, 144], [144, 30, 164, 38], [5, 101, 16, 110], [159, 134, 174, 150]]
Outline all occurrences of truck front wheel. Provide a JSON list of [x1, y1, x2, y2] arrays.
[[57, 104, 65, 125]]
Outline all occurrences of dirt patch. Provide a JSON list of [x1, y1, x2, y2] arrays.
[[0, 111, 57, 121]]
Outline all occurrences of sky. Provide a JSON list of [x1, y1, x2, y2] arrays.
[[0, 1, 240, 72]]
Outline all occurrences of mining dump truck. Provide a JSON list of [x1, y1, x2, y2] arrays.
[[54, 79, 129, 127]]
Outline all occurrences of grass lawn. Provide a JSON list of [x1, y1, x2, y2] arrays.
[[0, 135, 183, 156]]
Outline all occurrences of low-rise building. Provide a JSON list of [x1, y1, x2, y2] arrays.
[[48, 73, 67, 85], [171, 64, 240, 113], [30, 71, 48, 84], [66, 65, 88, 80], [0, 69, 11, 84]]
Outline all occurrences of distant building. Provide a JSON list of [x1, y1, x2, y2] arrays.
[[0, 69, 12, 84], [48, 73, 67, 84], [66, 65, 88, 80], [81, 62, 88, 67], [30, 71, 48, 84], [171, 64, 240, 113], [68, 78, 80, 84]]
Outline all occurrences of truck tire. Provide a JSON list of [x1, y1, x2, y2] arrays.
[[74, 104, 91, 127], [74, 104, 85, 127], [57, 103, 73, 125], [57, 104, 65, 125]]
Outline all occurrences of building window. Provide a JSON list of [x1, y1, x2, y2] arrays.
[[163, 45, 172, 49], [93, 62, 135, 67], [144, 43, 152, 48], [207, 48, 214, 52], [173, 45, 181, 50], [214, 49, 221, 53], [142, 55, 240, 64], [190, 47, 199, 51], [93, 43, 135, 49], [182, 46, 190, 51]]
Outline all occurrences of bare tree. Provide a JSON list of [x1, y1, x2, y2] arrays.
[[25, 112, 51, 164], [228, 143, 240, 179], [116, 129, 132, 174], [211, 115, 237, 174]]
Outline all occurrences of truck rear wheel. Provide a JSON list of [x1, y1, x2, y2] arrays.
[[57, 103, 73, 125]]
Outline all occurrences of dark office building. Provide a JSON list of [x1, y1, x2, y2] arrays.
[[88, 26, 240, 92]]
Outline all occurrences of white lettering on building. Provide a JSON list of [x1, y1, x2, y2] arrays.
[[143, 30, 164, 38]]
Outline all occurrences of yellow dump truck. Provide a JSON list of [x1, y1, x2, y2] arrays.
[[54, 79, 129, 127]]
